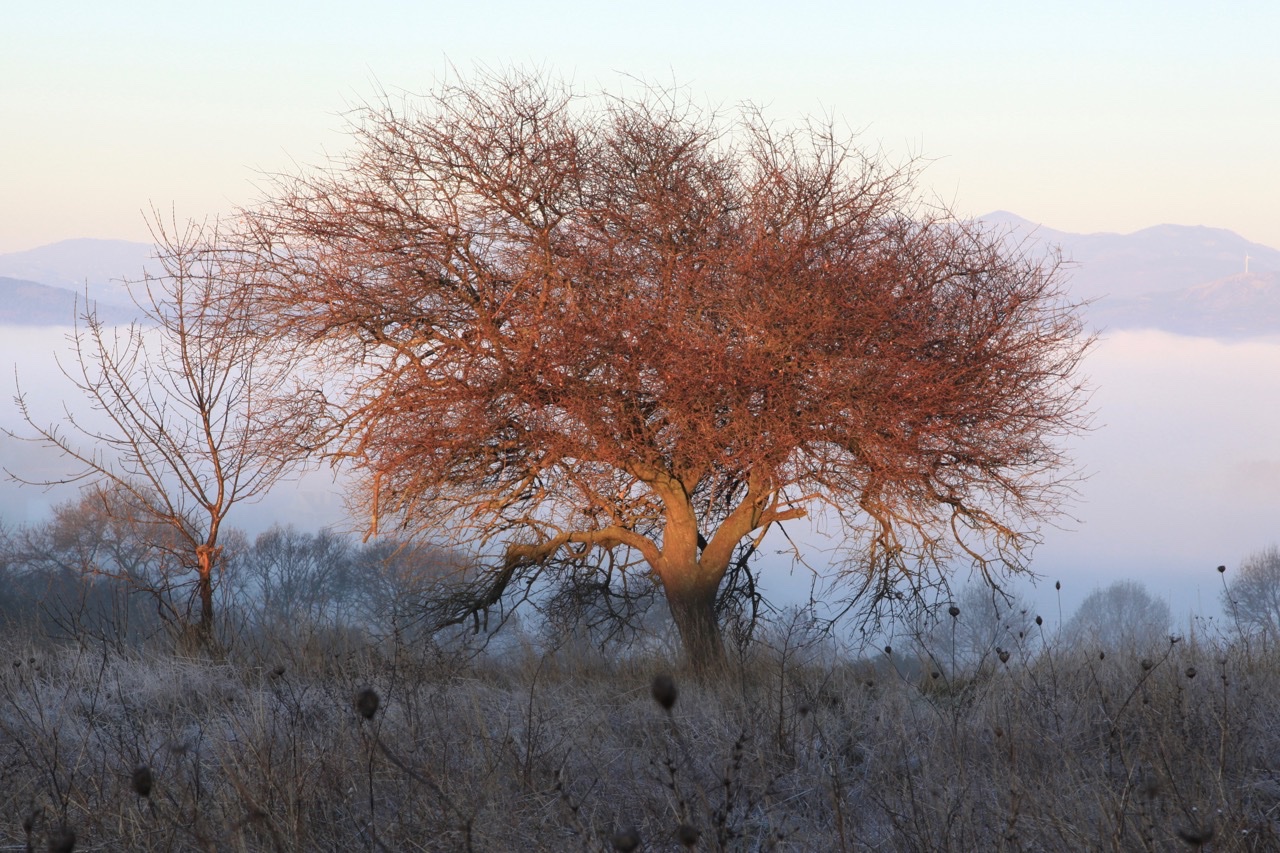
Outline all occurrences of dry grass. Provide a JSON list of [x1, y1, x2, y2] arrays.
[[1, 618, 1278, 851]]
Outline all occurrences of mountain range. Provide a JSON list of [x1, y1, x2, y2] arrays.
[[0, 276, 137, 326], [982, 211, 1280, 338], [2, 221, 1279, 338], [0, 239, 151, 327], [0, 238, 153, 305]]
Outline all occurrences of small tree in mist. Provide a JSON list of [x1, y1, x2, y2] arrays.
[[223, 70, 1091, 668], [6, 218, 317, 647], [338, 537, 480, 643], [1221, 546, 1280, 642], [0, 519, 27, 630], [1066, 579, 1171, 653], [233, 525, 356, 629], [4, 486, 182, 633], [927, 582, 1033, 674]]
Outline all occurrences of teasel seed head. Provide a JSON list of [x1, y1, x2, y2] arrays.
[[131, 765, 153, 798], [355, 687, 380, 720], [611, 826, 641, 852], [651, 674, 678, 711]]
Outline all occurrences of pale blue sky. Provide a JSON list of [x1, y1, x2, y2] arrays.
[[3, 2, 1278, 252]]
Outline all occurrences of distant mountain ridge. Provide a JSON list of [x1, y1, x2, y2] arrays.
[[0, 277, 136, 326], [5, 225, 1280, 338], [0, 238, 155, 307], [979, 212, 1280, 339]]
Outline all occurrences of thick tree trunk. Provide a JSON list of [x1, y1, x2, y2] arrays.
[[662, 571, 727, 672]]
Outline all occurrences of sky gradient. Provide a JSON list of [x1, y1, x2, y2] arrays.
[[3, 2, 1278, 253]]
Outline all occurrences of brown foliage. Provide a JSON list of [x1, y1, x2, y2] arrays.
[[230, 70, 1091, 666]]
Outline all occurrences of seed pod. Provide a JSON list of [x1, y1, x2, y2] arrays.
[[355, 687, 380, 720], [131, 765, 153, 798], [1177, 825, 1214, 845], [651, 674, 678, 711], [611, 827, 641, 852], [48, 826, 76, 853]]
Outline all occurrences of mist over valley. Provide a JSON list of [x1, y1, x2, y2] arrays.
[[2, 217, 1276, 628]]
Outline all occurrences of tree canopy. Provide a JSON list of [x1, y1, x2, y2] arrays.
[[229, 71, 1091, 667]]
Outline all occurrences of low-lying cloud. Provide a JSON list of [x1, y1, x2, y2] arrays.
[[1031, 329, 1280, 622], [3, 324, 1277, 626]]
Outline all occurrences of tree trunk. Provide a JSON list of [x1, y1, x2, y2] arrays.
[[662, 570, 727, 672], [196, 545, 215, 644]]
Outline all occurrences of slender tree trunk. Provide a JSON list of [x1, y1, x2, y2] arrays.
[[196, 545, 215, 644], [662, 569, 727, 672]]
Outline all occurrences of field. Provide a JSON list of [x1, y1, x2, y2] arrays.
[[2, 611, 1278, 852]]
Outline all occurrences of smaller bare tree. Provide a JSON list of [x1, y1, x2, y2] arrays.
[[5, 217, 316, 646], [924, 581, 1034, 675], [1221, 546, 1280, 642]]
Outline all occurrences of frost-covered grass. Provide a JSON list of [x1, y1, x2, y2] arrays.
[[2, 622, 1280, 851]]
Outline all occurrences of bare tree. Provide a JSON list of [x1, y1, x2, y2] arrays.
[[6, 218, 316, 646], [0, 485, 192, 642], [1066, 579, 1172, 653], [229, 70, 1091, 668], [234, 525, 355, 627], [1222, 546, 1280, 642], [924, 582, 1034, 675]]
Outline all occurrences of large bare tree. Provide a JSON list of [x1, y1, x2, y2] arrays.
[[231, 71, 1091, 667], [7, 218, 316, 646]]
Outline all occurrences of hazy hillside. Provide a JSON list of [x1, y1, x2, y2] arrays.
[[7, 224, 1280, 337], [1090, 271, 1280, 338], [0, 238, 154, 306], [981, 211, 1280, 338], [0, 276, 135, 326]]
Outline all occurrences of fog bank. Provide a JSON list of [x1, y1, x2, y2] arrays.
[[4, 324, 1278, 627]]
